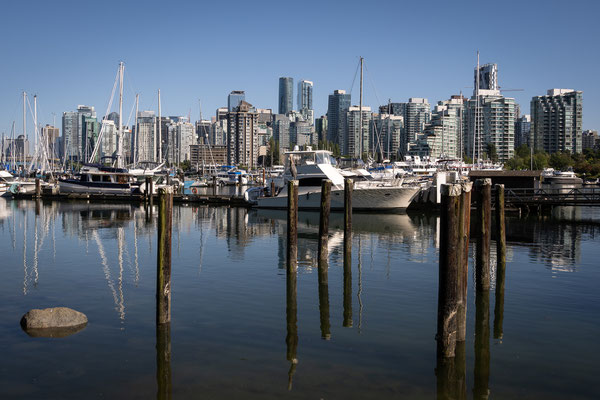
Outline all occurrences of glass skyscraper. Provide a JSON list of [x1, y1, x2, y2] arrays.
[[278, 77, 293, 115], [228, 91, 246, 112], [326, 89, 351, 145]]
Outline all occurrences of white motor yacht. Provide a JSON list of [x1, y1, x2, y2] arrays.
[[248, 149, 421, 211]]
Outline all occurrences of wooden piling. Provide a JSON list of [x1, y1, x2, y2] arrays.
[[212, 176, 217, 195], [270, 180, 276, 197], [437, 183, 462, 359], [494, 184, 506, 340], [287, 180, 298, 268], [457, 182, 472, 342], [318, 179, 332, 262], [157, 187, 173, 324], [35, 178, 41, 198], [344, 178, 353, 252], [475, 179, 491, 292]]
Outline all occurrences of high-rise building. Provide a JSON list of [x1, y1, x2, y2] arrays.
[[315, 116, 328, 142], [515, 114, 531, 148], [404, 98, 431, 152], [227, 101, 259, 168], [228, 91, 245, 112], [291, 121, 314, 147], [582, 130, 598, 150], [196, 120, 211, 144], [530, 89, 583, 154], [273, 114, 291, 153], [216, 107, 229, 121], [297, 80, 313, 122], [167, 119, 195, 165], [375, 114, 403, 160], [475, 63, 499, 91], [135, 111, 157, 162], [62, 105, 96, 163], [40, 125, 60, 160], [326, 90, 351, 145], [100, 120, 117, 159], [278, 77, 293, 115], [466, 93, 516, 162], [82, 115, 100, 162], [344, 106, 372, 157]]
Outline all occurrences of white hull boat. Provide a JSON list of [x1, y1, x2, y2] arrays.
[[249, 148, 421, 211]]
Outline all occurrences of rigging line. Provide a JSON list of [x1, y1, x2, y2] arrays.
[[125, 97, 136, 127], [89, 67, 120, 162], [364, 63, 383, 107], [348, 57, 361, 95]]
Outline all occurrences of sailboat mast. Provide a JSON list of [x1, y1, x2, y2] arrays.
[[359, 56, 364, 159], [158, 89, 162, 163], [22, 91, 26, 173], [117, 62, 124, 168], [134, 93, 139, 166]]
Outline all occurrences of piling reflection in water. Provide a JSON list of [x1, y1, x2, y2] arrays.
[[317, 257, 331, 340], [156, 322, 172, 400], [343, 242, 352, 328], [473, 290, 490, 400], [285, 256, 298, 390]]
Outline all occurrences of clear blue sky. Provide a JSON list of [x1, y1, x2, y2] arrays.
[[1, 0, 598, 137]]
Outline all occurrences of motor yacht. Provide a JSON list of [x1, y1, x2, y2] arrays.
[[246, 149, 421, 211], [58, 164, 134, 195]]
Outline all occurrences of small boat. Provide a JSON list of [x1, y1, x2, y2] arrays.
[[545, 168, 583, 185], [58, 164, 134, 195]]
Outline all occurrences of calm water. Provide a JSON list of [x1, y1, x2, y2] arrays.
[[0, 198, 599, 399]]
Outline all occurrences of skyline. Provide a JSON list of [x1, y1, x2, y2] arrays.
[[1, 0, 598, 135]]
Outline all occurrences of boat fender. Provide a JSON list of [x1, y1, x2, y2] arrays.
[[192, 187, 198, 194]]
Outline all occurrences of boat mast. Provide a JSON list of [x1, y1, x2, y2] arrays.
[[22, 91, 26, 174], [158, 89, 162, 163], [117, 61, 124, 168], [134, 93, 139, 167], [359, 56, 364, 160]]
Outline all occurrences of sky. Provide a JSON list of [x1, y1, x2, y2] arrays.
[[1, 0, 599, 138]]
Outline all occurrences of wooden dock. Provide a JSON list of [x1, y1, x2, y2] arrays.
[[502, 187, 600, 207], [11, 192, 251, 207]]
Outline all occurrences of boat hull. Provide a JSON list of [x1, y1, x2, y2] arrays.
[[256, 186, 420, 211], [58, 180, 133, 195]]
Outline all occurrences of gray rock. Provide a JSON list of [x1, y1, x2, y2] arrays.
[[20, 307, 87, 337]]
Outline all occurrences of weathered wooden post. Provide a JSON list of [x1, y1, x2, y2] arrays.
[[35, 178, 41, 198], [344, 178, 353, 251], [475, 178, 491, 292], [270, 180, 276, 197], [437, 183, 462, 359], [287, 180, 298, 267], [457, 181, 472, 343], [157, 187, 173, 325], [156, 322, 172, 400], [494, 184, 506, 340], [318, 179, 332, 262], [286, 253, 298, 391]]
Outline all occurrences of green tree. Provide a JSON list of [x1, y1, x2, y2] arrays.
[[486, 143, 498, 162]]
